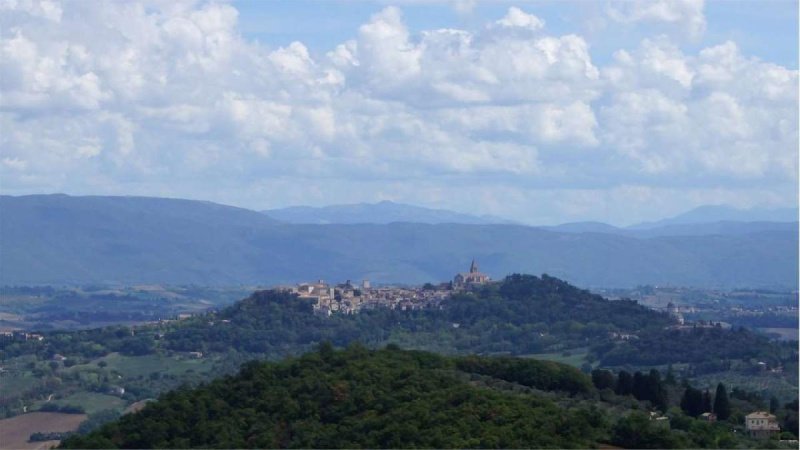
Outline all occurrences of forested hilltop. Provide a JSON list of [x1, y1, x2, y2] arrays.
[[59, 345, 792, 449], [2, 274, 796, 429], [7, 274, 792, 367], [163, 274, 793, 369]]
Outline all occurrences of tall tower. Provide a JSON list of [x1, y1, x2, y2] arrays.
[[470, 259, 478, 273]]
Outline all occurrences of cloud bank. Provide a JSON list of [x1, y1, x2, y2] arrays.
[[0, 0, 796, 224]]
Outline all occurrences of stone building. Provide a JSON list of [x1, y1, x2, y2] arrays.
[[453, 259, 490, 288], [745, 411, 780, 439]]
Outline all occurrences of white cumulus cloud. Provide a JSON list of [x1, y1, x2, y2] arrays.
[[0, 0, 795, 224], [607, 0, 706, 39]]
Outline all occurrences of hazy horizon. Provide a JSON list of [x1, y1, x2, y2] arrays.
[[3, 191, 798, 228]]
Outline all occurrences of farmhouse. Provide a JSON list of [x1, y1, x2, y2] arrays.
[[745, 411, 780, 439]]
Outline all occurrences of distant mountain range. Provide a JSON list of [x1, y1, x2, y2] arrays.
[[629, 205, 798, 229], [1, 194, 797, 288], [264, 202, 797, 229], [542, 220, 797, 238], [263, 201, 513, 225], [541, 205, 797, 237]]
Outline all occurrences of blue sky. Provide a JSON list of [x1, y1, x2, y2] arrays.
[[235, 0, 798, 68], [1, 0, 797, 225]]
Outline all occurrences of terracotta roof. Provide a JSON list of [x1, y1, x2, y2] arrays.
[[746, 411, 776, 419]]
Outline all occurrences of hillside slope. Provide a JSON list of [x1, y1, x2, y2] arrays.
[[3, 275, 795, 437], [1, 195, 796, 288], [57, 346, 626, 448], [59, 346, 781, 449]]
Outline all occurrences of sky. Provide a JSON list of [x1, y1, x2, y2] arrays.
[[0, 0, 797, 225]]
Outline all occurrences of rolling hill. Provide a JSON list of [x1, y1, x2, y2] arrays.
[[1, 194, 796, 288], [3, 275, 795, 448], [57, 346, 610, 448], [57, 344, 787, 449]]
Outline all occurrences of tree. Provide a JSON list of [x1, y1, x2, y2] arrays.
[[616, 371, 633, 396], [680, 387, 704, 417], [591, 369, 616, 390], [647, 369, 668, 412], [632, 372, 648, 400], [665, 364, 676, 385], [702, 390, 712, 414], [713, 383, 731, 420], [782, 399, 798, 438], [611, 412, 681, 449], [318, 341, 335, 361], [770, 396, 780, 414]]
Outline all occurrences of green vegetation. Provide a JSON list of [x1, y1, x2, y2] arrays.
[[0, 285, 250, 331], [163, 274, 673, 357], [45, 392, 124, 415], [30, 431, 74, 441], [61, 345, 784, 449], [2, 274, 796, 423], [596, 325, 792, 366], [714, 383, 731, 420]]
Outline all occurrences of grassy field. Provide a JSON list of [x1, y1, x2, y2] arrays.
[[0, 358, 42, 398], [0, 352, 222, 419], [48, 392, 125, 415], [96, 352, 216, 378], [0, 412, 87, 450], [61, 352, 217, 382], [523, 348, 589, 368]]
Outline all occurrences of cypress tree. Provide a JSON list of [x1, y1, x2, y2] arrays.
[[648, 369, 668, 412], [770, 396, 779, 414], [681, 386, 704, 417], [632, 371, 648, 400], [591, 369, 616, 390], [713, 383, 731, 420], [702, 390, 712, 413], [616, 370, 633, 396], [665, 364, 676, 385]]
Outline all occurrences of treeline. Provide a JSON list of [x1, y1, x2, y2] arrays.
[[30, 431, 73, 442], [592, 368, 669, 410], [1, 327, 157, 360], [590, 367, 799, 440], [455, 355, 593, 394], [595, 325, 793, 366], [38, 403, 85, 414], [0, 285, 57, 295]]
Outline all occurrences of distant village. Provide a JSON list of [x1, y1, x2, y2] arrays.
[[283, 259, 491, 315]]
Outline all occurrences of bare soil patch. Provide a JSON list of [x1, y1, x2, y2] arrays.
[[0, 412, 87, 450]]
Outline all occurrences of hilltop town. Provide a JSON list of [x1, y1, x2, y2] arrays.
[[287, 260, 491, 315]]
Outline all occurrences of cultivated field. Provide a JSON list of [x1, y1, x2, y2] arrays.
[[758, 327, 799, 341], [0, 412, 87, 450]]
